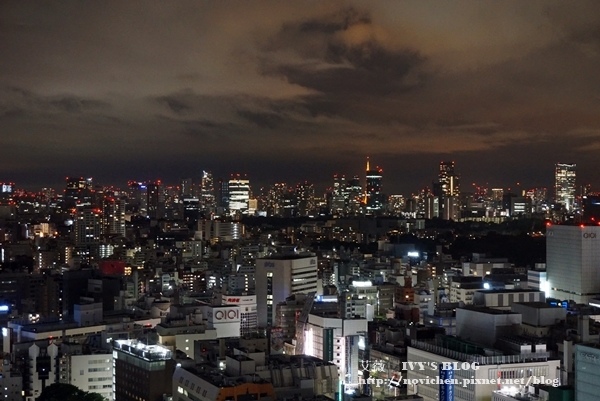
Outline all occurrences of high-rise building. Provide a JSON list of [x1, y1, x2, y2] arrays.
[[437, 161, 460, 220], [200, 170, 216, 211], [64, 177, 93, 209], [127, 181, 148, 215], [228, 176, 250, 214], [180, 178, 193, 197], [438, 161, 459, 197], [365, 158, 384, 214], [255, 254, 320, 327], [73, 207, 102, 262], [547, 224, 600, 303], [102, 197, 126, 237], [266, 183, 287, 217], [555, 163, 576, 211], [146, 181, 165, 219], [296, 181, 315, 217]]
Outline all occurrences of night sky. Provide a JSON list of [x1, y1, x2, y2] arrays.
[[2, 1, 600, 194]]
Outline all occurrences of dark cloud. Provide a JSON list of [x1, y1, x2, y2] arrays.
[[157, 96, 191, 115], [237, 110, 284, 129]]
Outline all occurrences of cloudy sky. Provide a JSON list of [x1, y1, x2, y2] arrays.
[[2, 1, 600, 194]]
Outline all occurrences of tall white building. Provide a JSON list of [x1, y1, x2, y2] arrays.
[[255, 254, 320, 327], [547, 224, 600, 303], [228, 178, 250, 214], [303, 314, 367, 393], [555, 163, 576, 211]]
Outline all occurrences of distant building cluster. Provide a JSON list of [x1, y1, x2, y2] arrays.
[[0, 160, 597, 401]]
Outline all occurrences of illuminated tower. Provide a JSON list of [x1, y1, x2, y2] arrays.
[[365, 157, 384, 214], [200, 170, 216, 211], [73, 207, 102, 263], [437, 161, 460, 220], [438, 161, 459, 197], [296, 181, 315, 216], [228, 175, 250, 214], [555, 163, 576, 212]]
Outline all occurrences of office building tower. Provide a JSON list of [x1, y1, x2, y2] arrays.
[[73, 207, 102, 263], [127, 181, 148, 215], [347, 175, 363, 215], [74, 207, 102, 246], [438, 161, 459, 197], [64, 177, 93, 209], [200, 170, 216, 211], [330, 175, 346, 215], [113, 340, 175, 401], [180, 178, 193, 197], [255, 254, 320, 327], [102, 197, 126, 237], [547, 224, 600, 303], [296, 181, 315, 216], [365, 158, 384, 214], [228, 176, 250, 214], [146, 181, 165, 219], [555, 163, 576, 211], [266, 183, 287, 217], [437, 161, 460, 220]]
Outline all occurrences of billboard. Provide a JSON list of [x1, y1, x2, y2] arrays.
[[207, 306, 240, 324], [221, 295, 257, 305]]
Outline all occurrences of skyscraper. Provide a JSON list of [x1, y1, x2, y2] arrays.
[[365, 158, 384, 214], [102, 196, 126, 237], [438, 161, 459, 197], [555, 163, 576, 211], [200, 170, 216, 212], [437, 161, 460, 220], [547, 224, 600, 303], [227, 175, 250, 214]]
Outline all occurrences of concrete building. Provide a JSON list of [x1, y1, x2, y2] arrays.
[[113, 339, 176, 401], [449, 276, 483, 305], [173, 366, 275, 401], [575, 343, 600, 401], [67, 353, 114, 401], [547, 224, 600, 303], [472, 289, 545, 310], [555, 163, 576, 212], [220, 294, 258, 335], [408, 339, 560, 401], [256, 254, 320, 327], [455, 306, 522, 347], [511, 302, 566, 337], [303, 313, 367, 393]]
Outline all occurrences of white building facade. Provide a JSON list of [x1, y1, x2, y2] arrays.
[[547, 225, 600, 303]]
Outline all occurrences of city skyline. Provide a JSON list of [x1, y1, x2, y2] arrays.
[[3, 1, 600, 193]]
